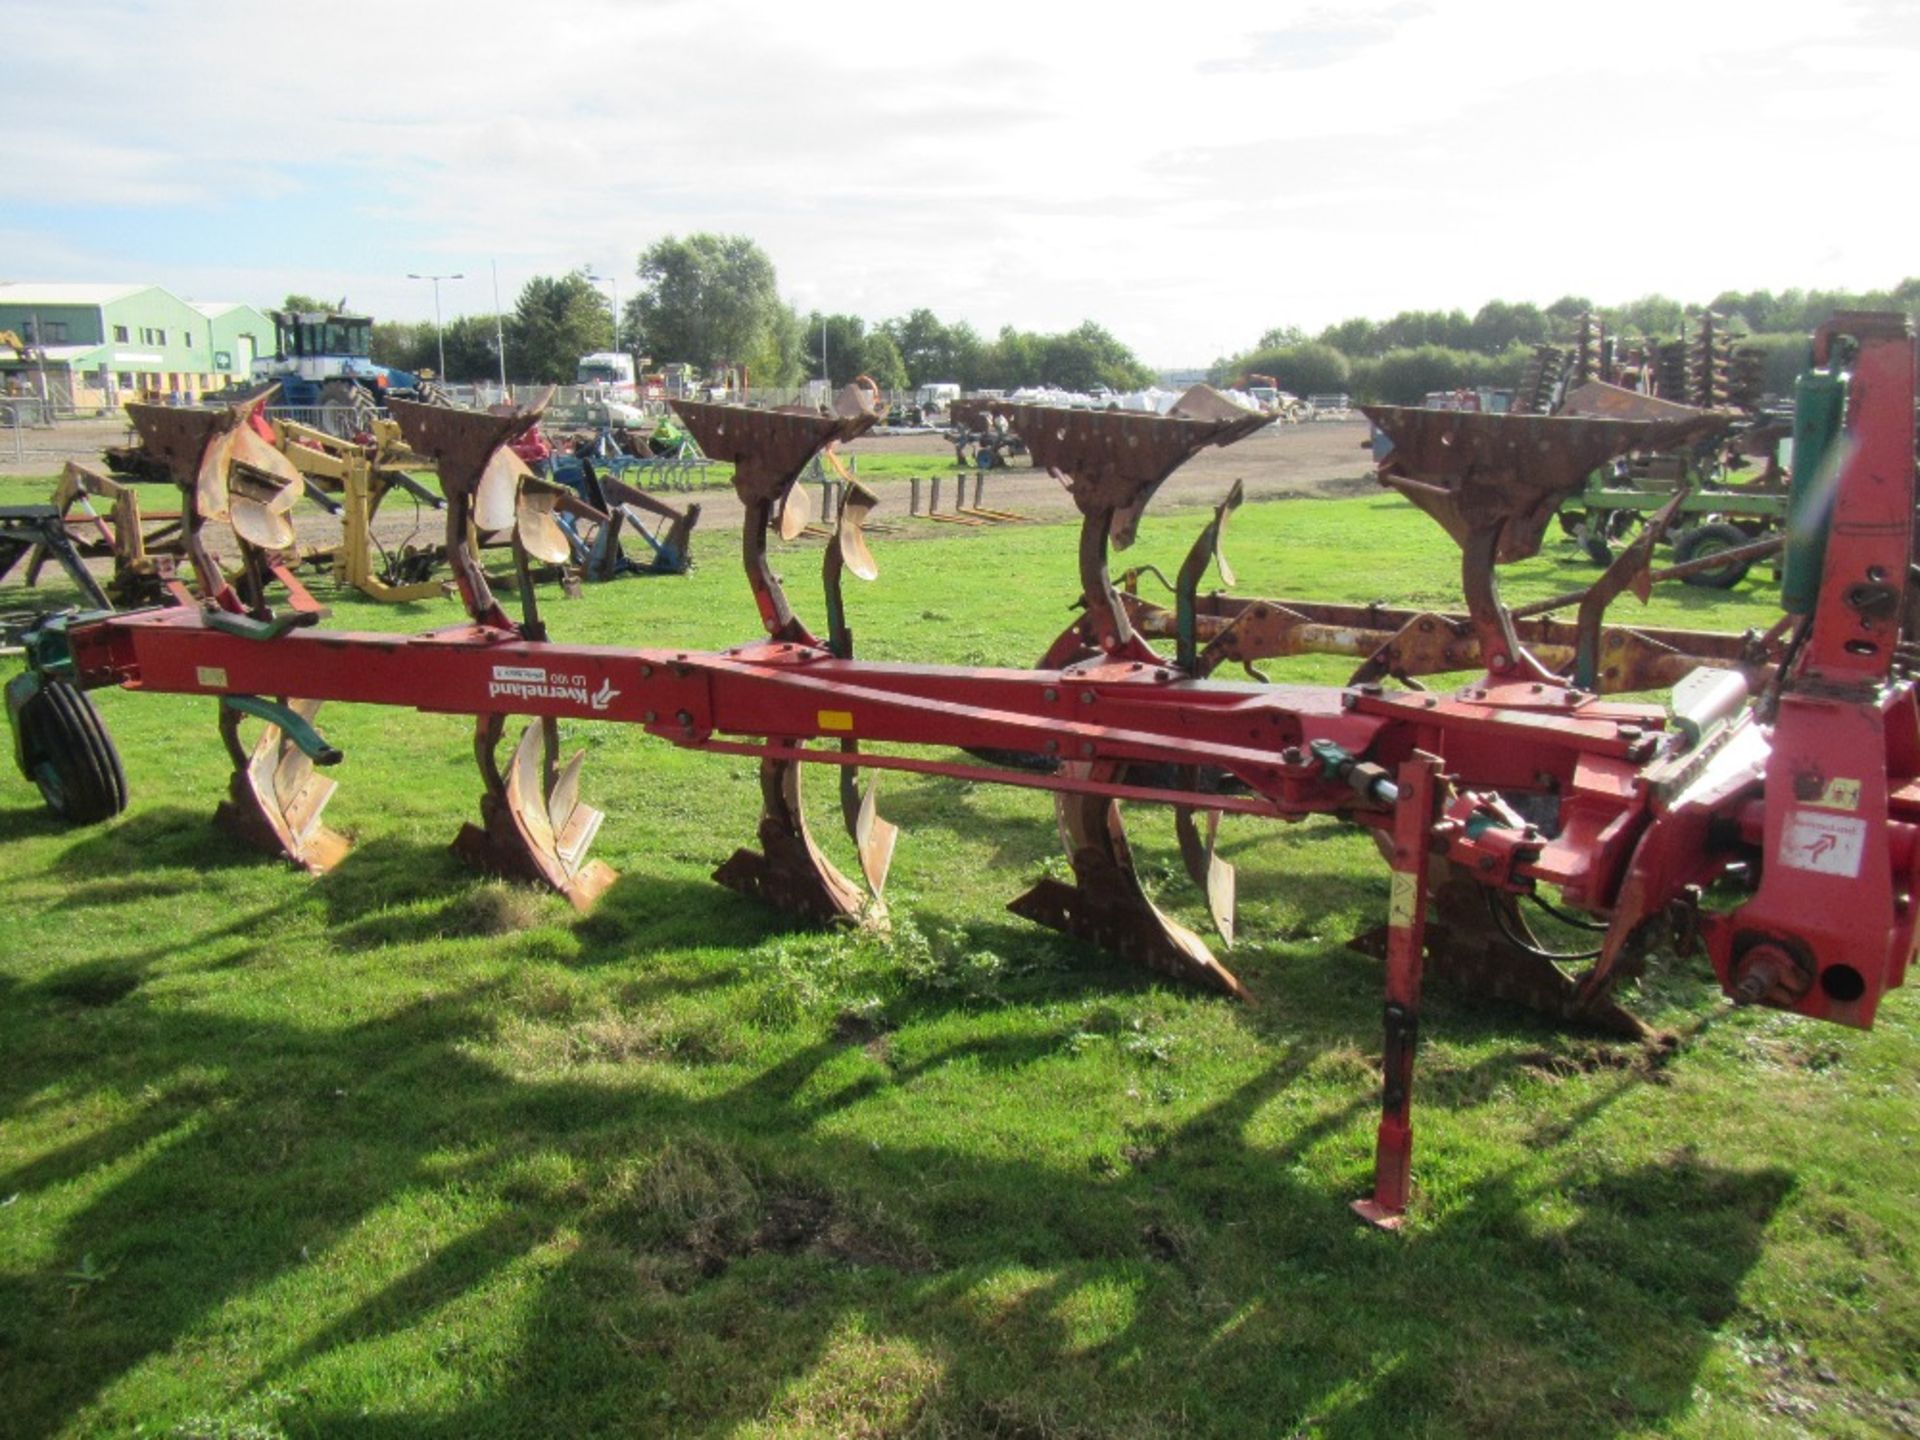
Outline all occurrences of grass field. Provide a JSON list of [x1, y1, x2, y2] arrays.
[[1, 475, 1915, 1438]]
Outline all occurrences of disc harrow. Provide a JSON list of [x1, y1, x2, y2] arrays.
[[8, 315, 1917, 1229]]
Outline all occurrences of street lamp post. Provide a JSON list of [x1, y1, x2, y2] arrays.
[[584, 271, 621, 351], [406, 271, 464, 379]]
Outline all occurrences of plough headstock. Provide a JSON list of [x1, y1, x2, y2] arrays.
[[390, 391, 550, 500], [1361, 403, 1734, 562], [1013, 384, 1270, 546]]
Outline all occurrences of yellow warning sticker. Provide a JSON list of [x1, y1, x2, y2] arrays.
[[196, 666, 227, 688], [817, 709, 854, 733], [1813, 778, 1862, 812], [1388, 871, 1419, 928]]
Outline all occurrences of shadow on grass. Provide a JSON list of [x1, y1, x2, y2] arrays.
[[41, 805, 267, 884], [0, 799, 71, 846], [0, 941, 1795, 1439]]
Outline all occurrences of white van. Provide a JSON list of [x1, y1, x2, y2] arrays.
[[577, 352, 637, 401], [915, 382, 961, 412]]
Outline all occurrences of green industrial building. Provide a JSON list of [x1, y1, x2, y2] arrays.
[[0, 283, 272, 409]]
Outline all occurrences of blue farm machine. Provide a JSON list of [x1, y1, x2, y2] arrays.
[[250, 307, 443, 437]]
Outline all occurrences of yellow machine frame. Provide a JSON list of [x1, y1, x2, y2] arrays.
[[271, 417, 448, 603]]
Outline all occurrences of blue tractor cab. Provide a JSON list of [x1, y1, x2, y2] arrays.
[[251, 309, 436, 433]]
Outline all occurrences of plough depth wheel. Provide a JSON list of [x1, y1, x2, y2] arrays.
[[6, 677, 128, 824]]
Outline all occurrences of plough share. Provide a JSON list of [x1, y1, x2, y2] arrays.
[[6, 313, 1916, 1229]]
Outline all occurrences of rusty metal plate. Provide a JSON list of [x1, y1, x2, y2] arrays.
[[126, 404, 245, 486], [390, 394, 548, 497], [1557, 380, 1719, 423], [671, 400, 876, 505], [1009, 386, 1271, 540], [1362, 404, 1737, 563]]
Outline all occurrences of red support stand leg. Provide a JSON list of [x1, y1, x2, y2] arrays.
[[1353, 753, 1442, 1230]]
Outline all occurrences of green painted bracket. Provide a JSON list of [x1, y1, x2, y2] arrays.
[[203, 608, 325, 642], [19, 608, 116, 682], [220, 695, 343, 765], [1783, 368, 1848, 616]]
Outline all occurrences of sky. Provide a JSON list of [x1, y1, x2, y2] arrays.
[[4, 0, 1915, 367]]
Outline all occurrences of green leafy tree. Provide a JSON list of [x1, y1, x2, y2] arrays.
[[437, 315, 507, 383], [943, 321, 987, 390], [626, 234, 784, 374], [882, 309, 953, 386], [372, 316, 501, 381], [1358, 344, 1475, 404], [978, 326, 1041, 390], [963, 320, 1153, 392], [370, 321, 434, 373], [1544, 295, 1595, 339], [1376, 309, 1474, 351], [858, 331, 909, 391], [1318, 316, 1382, 357], [750, 300, 806, 388], [1468, 300, 1549, 353], [805, 312, 868, 385], [1237, 341, 1350, 396], [879, 309, 991, 388], [279, 292, 337, 314], [1051, 321, 1155, 390], [1607, 294, 1686, 339], [1737, 330, 1812, 397], [511, 271, 614, 384]]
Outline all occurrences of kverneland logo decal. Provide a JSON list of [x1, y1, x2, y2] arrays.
[[489, 665, 620, 712]]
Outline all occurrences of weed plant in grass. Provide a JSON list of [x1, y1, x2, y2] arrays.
[[0, 487, 1914, 1437]]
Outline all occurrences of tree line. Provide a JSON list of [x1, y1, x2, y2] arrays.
[[359, 235, 1156, 393], [1211, 280, 1920, 406], [350, 243, 1918, 403], [361, 273, 616, 388]]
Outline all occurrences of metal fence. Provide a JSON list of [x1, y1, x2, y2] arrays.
[[0, 398, 59, 461]]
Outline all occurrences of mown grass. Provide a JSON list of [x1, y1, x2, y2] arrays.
[[0, 471, 1916, 1438]]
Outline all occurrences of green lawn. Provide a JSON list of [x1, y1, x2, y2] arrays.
[[0, 480, 1915, 1438]]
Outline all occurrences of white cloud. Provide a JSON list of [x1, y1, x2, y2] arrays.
[[3, 0, 1915, 362]]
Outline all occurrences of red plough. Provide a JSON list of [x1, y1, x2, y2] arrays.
[[6, 314, 1916, 1228]]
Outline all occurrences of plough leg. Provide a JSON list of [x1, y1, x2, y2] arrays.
[[1353, 754, 1440, 1229], [1010, 762, 1249, 999], [714, 743, 877, 926], [1173, 797, 1236, 946], [822, 476, 897, 900]]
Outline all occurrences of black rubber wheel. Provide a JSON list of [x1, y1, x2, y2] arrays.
[[1671, 521, 1753, 589], [1579, 527, 1613, 566], [17, 680, 128, 823]]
